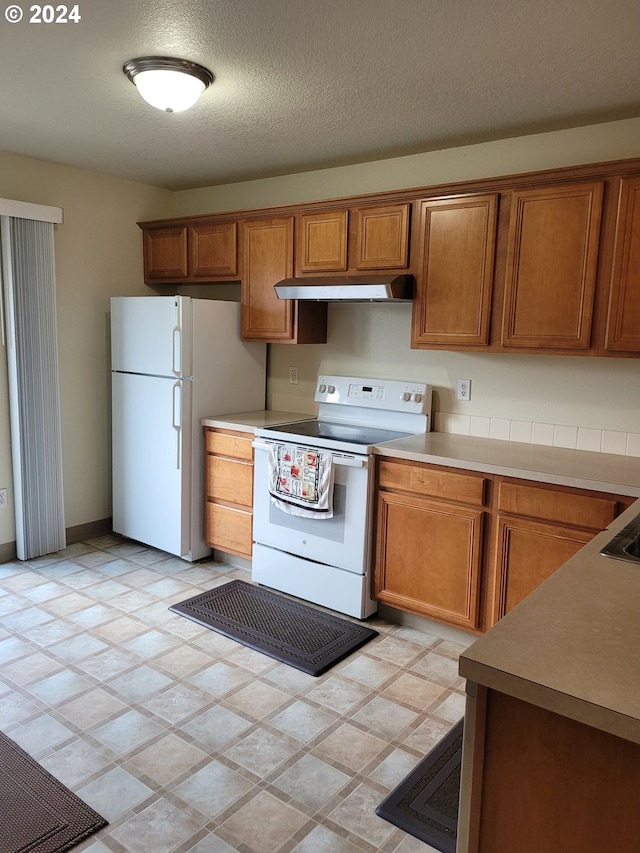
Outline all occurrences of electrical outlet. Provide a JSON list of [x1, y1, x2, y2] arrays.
[[0, 488, 8, 509], [289, 366, 299, 385], [457, 379, 471, 401]]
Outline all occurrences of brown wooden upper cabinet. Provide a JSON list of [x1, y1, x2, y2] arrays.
[[189, 221, 238, 278], [296, 210, 348, 273], [241, 216, 327, 344], [604, 176, 640, 353], [353, 203, 410, 269], [501, 181, 604, 350], [137, 159, 638, 356], [141, 220, 237, 283], [412, 193, 498, 347], [142, 225, 188, 280], [295, 202, 410, 276]]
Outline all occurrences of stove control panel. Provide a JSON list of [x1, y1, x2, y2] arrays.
[[315, 375, 432, 415]]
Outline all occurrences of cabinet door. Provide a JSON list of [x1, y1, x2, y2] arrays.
[[296, 210, 348, 273], [241, 217, 295, 341], [143, 226, 188, 280], [190, 221, 238, 278], [375, 491, 484, 630], [354, 203, 410, 269], [604, 176, 640, 353], [412, 194, 497, 346], [492, 515, 592, 621], [502, 182, 603, 350]]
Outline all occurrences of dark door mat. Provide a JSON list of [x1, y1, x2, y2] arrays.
[[376, 718, 463, 853], [169, 579, 378, 676], [0, 731, 107, 853]]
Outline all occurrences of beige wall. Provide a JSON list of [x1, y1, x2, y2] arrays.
[[0, 118, 638, 549], [0, 152, 173, 547], [173, 118, 640, 215], [175, 118, 640, 440]]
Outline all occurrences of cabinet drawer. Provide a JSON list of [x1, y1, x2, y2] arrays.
[[204, 428, 254, 461], [497, 481, 619, 530], [205, 502, 253, 558], [378, 459, 487, 506], [206, 456, 253, 507]]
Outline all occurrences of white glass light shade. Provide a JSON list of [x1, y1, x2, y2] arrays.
[[133, 69, 205, 112], [123, 57, 214, 113]]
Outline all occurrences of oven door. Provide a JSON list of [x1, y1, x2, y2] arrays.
[[252, 439, 372, 574]]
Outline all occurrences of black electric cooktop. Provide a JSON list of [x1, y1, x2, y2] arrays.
[[262, 419, 412, 447]]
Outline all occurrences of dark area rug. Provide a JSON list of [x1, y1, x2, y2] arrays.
[[0, 731, 107, 853], [169, 579, 378, 676], [376, 718, 463, 853]]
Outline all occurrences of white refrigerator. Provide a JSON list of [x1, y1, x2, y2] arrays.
[[110, 296, 266, 561]]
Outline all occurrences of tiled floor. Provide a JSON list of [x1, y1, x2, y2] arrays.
[[0, 536, 470, 853]]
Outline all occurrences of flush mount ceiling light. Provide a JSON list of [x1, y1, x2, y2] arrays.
[[123, 56, 214, 113]]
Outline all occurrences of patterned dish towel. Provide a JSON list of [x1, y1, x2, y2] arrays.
[[268, 442, 334, 518]]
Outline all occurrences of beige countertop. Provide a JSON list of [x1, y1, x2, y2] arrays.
[[459, 500, 640, 743], [201, 410, 312, 433], [375, 431, 640, 497]]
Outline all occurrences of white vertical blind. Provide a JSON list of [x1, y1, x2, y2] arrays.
[[1, 215, 66, 559]]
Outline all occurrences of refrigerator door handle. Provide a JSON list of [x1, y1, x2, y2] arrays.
[[172, 381, 182, 469], [172, 327, 182, 376]]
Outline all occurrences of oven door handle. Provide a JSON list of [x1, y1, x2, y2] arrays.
[[252, 440, 368, 468]]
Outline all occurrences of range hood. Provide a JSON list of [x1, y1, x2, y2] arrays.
[[274, 274, 413, 302]]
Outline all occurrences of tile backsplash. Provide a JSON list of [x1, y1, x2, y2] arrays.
[[435, 412, 640, 457]]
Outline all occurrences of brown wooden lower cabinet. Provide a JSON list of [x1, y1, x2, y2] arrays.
[[489, 478, 634, 625], [374, 457, 634, 633], [204, 427, 255, 559], [464, 688, 640, 853], [493, 515, 591, 617], [374, 459, 487, 630]]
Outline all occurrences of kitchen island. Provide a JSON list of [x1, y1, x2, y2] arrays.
[[454, 500, 640, 852]]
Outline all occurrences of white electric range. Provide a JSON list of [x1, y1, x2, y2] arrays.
[[251, 375, 432, 618]]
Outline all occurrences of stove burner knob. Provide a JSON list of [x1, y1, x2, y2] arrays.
[[401, 392, 411, 402], [318, 383, 327, 393], [327, 384, 336, 394], [412, 393, 423, 403]]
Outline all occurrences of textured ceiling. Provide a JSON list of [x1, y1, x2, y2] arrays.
[[1, 0, 639, 190]]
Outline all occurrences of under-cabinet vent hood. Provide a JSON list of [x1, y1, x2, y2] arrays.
[[274, 274, 413, 302]]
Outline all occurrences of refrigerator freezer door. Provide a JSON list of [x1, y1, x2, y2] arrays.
[[112, 371, 192, 557], [111, 296, 193, 378]]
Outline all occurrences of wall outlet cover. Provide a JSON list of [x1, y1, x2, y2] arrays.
[[457, 379, 471, 401]]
